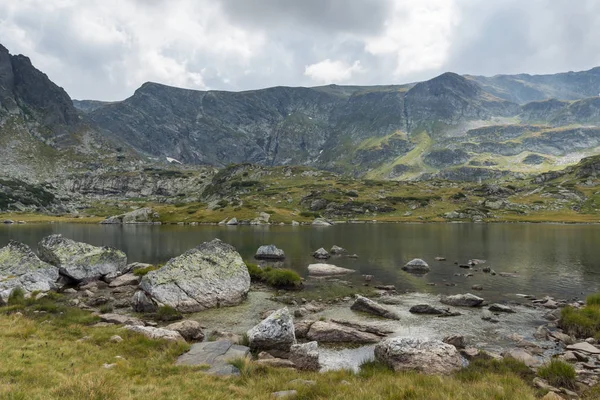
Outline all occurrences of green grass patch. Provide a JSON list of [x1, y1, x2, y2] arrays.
[[133, 265, 161, 277], [560, 300, 600, 339], [538, 359, 577, 389], [456, 354, 534, 383], [246, 263, 301, 289]]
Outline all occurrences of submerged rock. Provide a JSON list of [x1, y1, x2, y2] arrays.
[[312, 248, 330, 259], [306, 321, 380, 344], [351, 295, 400, 320], [307, 263, 354, 276], [255, 245, 285, 260], [0, 241, 60, 302], [176, 340, 250, 376], [402, 259, 430, 273], [140, 239, 250, 312], [374, 337, 462, 374], [440, 293, 484, 307], [38, 234, 127, 282], [247, 307, 296, 355]]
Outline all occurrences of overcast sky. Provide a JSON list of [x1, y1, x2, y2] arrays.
[[1, 0, 599, 101]]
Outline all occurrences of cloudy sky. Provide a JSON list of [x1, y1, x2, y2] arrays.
[[1, 0, 599, 101]]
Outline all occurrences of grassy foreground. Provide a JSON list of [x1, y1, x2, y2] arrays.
[[0, 297, 545, 400]]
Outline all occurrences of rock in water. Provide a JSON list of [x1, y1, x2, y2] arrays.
[[440, 293, 484, 307], [313, 248, 330, 259], [307, 263, 354, 276], [306, 321, 380, 344], [0, 241, 60, 302], [402, 259, 430, 273], [374, 337, 462, 374], [488, 303, 516, 313], [409, 304, 445, 315], [140, 239, 250, 312], [247, 307, 296, 354], [312, 218, 332, 226], [255, 245, 285, 260], [38, 234, 127, 281], [330, 245, 347, 255], [289, 341, 320, 371], [351, 295, 400, 320]]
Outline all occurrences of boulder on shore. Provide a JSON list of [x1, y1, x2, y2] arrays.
[[374, 337, 462, 374], [100, 207, 158, 224], [247, 308, 296, 355], [0, 241, 60, 302], [402, 259, 430, 274], [307, 263, 354, 277], [140, 239, 250, 312], [306, 321, 380, 344], [312, 218, 332, 226], [255, 245, 285, 260], [289, 341, 320, 371], [124, 325, 185, 342], [351, 295, 400, 320], [38, 234, 127, 282], [440, 293, 484, 307]]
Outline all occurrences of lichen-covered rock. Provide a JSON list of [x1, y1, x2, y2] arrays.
[[131, 290, 157, 313], [313, 248, 330, 259], [307, 263, 354, 276], [247, 307, 296, 354], [374, 337, 462, 374], [440, 293, 484, 307], [38, 234, 127, 281], [255, 245, 285, 260], [289, 341, 320, 371], [402, 259, 430, 273], [0, 241, 60, 302], [351, 295, 400, 320], [140, 239, 250, 312]]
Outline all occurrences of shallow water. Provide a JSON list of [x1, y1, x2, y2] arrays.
[[2, 222, 600, 301]]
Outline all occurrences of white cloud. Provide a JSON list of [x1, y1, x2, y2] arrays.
[[304, 59, 364, 83]]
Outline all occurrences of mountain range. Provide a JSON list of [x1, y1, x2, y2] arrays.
[[2, 43, 600, 182]]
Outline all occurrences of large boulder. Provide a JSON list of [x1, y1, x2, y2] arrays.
[[0, 241, 60, 302], [306, 321, 380, 344], [247, 307, 296, 355], [402, 259, 430, 273], [100, 207, 158, 224], [255, 245, 285, 260], [289, 341, 320, 371], [351, 295, 400, 320], [374, 337, 462, 374], [38, 234, 127, 282], [139, 239, 250, 312], [307, 263, 354, 276], [440, 293, 484, 307]]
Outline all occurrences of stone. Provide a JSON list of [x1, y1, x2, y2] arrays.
[[294, 321, 315, 339], [409, 304, 445, 315], [289, 341, 320, 371], [503, 349, 540, 367], [110, 335, 123, 343], [460, 347, 480, 359], [176, 340, 250, 376], [375, 337, 462, 375], [272, 390, 297, 399], [124, 325, 185, 341], [471, 284, 483, 291], [566, 342, 600, 355], [440, 293, 484, 307], [289, 379, 316, 386], [255, 245, 286, 260], [247, 308, 296, 354], [402, 258, 430, 274], [481, 310, 500, 323], [351, 295, 400, 320], [307, 263, 354, 276], [166, 320, 205, 342], [131, 290, 157, 313], [306, 321, 380, 344], [443, 335, 466, 349], [330, 245, 347, 255], [312, 218, 332, 226], [291, 220, 300, 226], [312, 248, 330, 259], [140, 239, 250, 312], [257, 358, 296, 368], [489, 303, 515, 313], [99, 313, 144, 326], [226, 218, 238, 225], [0, 241, 60, 302], [100, 207, 158, 224], [541, 393, 564, 400], [435, 257, 446, 261], [108, 273, 140, 288], [38, 234, 127, 282]]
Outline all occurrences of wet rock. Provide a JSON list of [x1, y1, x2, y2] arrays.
[[351, 295, 400, 320], [176, 340, 249, 376], [489, 303, 515, 313], [38, 234, 127, 282], [140, 239, 250, 312], [166, 320, 205, 342], [330, 319, 393, 337], [471, 285, 483, 291], [440, 293, 484, 307], [481, 310, 500, 323], [255, 245, 286, 260], [312, 248, 330, 259], [409, 304, 445, 314], [99, 313, 144, 326], [307, 263, 354, 276], [443, 335, 466, 349], [330, 245, 347, 255], [247, 308, 296, 355], [402, 258, 430, 274], [124, 325, 185, 341], [131, 290, 158, 313], [375, 337, 462, 374], [567, 342, 600, 355], [289, 341, 320, 371], [306, 321, 380, 344], [108, 273, 140, 288], [0, 241, 60, 302]]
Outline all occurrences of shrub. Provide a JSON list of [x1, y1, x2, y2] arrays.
[[538, 359, 576, 389], [133, 265, 161, 277], [559, 305, 600, 338], [7, 288, 25, 306], [299, 211, 320, 218], [245, 263, 301, 289], [586, 293, 600, 306], [155, 305, 183, 322]]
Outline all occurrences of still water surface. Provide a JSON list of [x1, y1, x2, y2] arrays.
[[1, 223, 599, 301]]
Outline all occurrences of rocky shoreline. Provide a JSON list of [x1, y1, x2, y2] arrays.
[[0, 235, 598, 398]]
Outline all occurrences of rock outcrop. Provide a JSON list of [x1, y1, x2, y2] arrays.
[[140, 239, 250, 312], [374, 337, 462, 374], [38, 234, 127, 282]]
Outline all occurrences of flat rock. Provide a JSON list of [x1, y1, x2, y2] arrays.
[[375, 337, 462, 374], [0, 241, 60, 302], [100, 207, 158, 224], [351, 295, 400, 320], [272, 390, 298, 399], [307, 263, 354, 276], [255, 245, 286, 260], [247, 307, 296, 354], [38, 234, 127, 281], [402, 258, 430, 274], [108, 273, 140, 288], [409, 304, 445, 315], [124, 325, 185, 341], [306, 321, 380, 344], [140, 239, 250, 312], [99, 313, 144, 326], [176, 340, 250, 376], [567, 342, 600, 354], [257, 358, 296, 368], [489, 303, 516, 313], [440, 293, 484, 307]]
